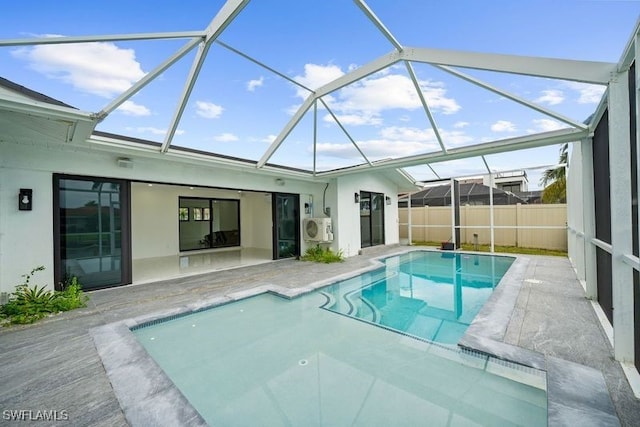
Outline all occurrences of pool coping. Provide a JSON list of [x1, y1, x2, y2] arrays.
[[90, 248, 620, 426]]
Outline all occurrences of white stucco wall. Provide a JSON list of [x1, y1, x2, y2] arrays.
[[0, 139, 404, 293], [0, 167, 54, 294], [335, 173, 399, 257]]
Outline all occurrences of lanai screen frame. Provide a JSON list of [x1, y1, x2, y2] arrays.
[[0, 0, 614, 179]]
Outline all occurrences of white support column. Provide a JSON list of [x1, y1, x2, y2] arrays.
[[408, 194, 413, 245], [609, 70, 635, 362], [489, 173, 495, 253], [450, 179, 456, 247], [581, 137, 598, 299]]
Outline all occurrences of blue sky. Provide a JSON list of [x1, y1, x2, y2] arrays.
[[2, 1, 639, 188]]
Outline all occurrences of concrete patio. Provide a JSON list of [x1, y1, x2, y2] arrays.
[[1, 246, 639, 426]]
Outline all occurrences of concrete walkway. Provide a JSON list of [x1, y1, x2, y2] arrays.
[[0, 246, 639, 426]]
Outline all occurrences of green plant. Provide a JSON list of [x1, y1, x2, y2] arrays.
[[0, 267, 88, 326], [52, 276, 88, 312], [300, 245, 344, 263]]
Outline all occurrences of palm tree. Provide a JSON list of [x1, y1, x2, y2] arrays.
[[540, 143, 568, 203]]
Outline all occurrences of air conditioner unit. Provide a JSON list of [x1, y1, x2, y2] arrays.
[[303, 218, 333, 242]]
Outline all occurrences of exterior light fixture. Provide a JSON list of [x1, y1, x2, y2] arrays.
[[19, 188, 32, 211], [116, 157, 133, 168], [385, 196, 392, 205], [354, 193, 360, 203]]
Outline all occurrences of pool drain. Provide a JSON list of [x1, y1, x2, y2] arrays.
[[298, 359, 308, 366]]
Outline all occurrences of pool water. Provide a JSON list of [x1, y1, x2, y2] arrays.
[[133, 252, 545, 426], [321, 251, 515, 345]]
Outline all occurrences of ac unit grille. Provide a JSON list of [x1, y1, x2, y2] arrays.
[[303, 218, 333, 242]]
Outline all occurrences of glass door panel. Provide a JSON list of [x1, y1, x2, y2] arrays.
[[55, 177, 130, 290], [360, 192, 372, 247], [371, 193, 385, 245], [273, 193, 299, 259], [360, 191, 385, 248]]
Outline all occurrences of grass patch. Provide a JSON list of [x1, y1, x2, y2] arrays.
[[300, 245, 344, 263], [411, 241, 567, 257], [0, 266, 89, 326]]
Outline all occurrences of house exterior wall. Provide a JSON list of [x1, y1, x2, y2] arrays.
[[335, 174, 399, 257], [0, 140, 404, 293]]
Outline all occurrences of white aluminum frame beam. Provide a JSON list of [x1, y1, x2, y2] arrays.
[[434, 64, 588, 130], [161, 0, 250, 152], [580, 137, 598, 299], [317, 127, 588, 177], [608, 70, 634, 363], [403, 47, 615, 85], [427, 164, 441, 179], [258, 96, 316, 166], [354, 0, 403, 52], [98, 37, 202, 119], [215, 40, 314, 93], [0, 31, 205, 47], [319, 98, 372, 166], [313, 100, 318, 175], [405, 61, 447, 153]]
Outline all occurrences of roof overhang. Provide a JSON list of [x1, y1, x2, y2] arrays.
[[0, 96, 96, 144]]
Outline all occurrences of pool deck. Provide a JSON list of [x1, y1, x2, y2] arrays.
[[1, 245, 639, 426]]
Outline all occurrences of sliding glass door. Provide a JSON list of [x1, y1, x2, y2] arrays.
[[360, 191, 385, 248], [54, 175, 131, 290], [273, 193, 299, 259]]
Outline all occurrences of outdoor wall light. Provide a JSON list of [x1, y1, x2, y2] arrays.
[[116, 157, 133, 168], [385, 196, 392, 205], [18, 188, 32, 211], [354, 193, 360, 203]]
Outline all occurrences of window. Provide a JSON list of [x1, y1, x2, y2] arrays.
[[499, 183, 521, 193], [178, 197, 240, 251]]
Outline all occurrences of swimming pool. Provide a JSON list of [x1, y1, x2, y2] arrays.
[[132, 251, 545, 426], [320, 251, 514, 345]]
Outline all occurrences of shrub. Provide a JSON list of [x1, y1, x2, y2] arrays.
[[0, 267, 88, 326], [300, 245, 344, 263]]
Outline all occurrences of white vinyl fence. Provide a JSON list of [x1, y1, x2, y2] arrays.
[[399, 203, 567, 251]]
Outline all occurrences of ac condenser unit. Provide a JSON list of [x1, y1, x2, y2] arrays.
[[303, 218, 333, 242]]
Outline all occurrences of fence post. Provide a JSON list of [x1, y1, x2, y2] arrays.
[[516, 203, 522, 247]]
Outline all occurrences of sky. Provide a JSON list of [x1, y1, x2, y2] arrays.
[[1, 0, 639, 189]]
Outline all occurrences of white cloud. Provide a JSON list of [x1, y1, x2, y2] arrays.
[[293, 63, 344, 98], [247, 76, 264, 92], [133, 127, 185, 136], [196, 101, 223, 119], [335, 74, 460, 115], [453, 121, 469, 129], [116, 100, 150, 116], [534, 89, 564, 105], [261, 134, 277, 143], [292, 64, 460, 126], [214, 133, 238, 142], [322, 113, 383, 126], [491, 120, 516, 132], [530, 119, 566, 132], [11, 36, 145, 98], [315, 126, 473, 160], [564, 82, 606, 104]]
